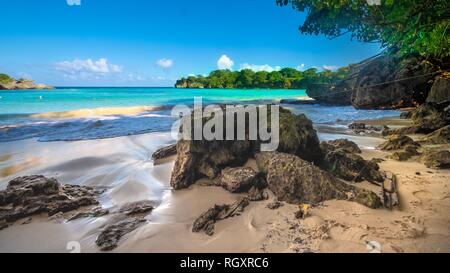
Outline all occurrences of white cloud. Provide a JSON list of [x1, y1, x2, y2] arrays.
[[217, 55, 234, 70], [322, 65, 338, 71], [156, 58, 173, 69], [126, 74, 145, 81], [55, 58, 123, 75], [296, 64, 305, 71], [66, 0, 81, 6], [240, 63, 281, 72]]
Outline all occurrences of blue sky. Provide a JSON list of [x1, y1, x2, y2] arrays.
[[0, 0, 382, 87]]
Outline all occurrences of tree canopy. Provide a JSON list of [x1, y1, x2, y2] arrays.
[[175, 67, 350, 89], [0, 73, 14, 84], [276, 0, 450, 60]]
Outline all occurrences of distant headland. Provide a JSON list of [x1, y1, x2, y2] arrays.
[[175, 67, 349, 90], [0, 73, 53, 90]]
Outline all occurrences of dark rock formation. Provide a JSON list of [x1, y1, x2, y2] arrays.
[[247, 185, 269, 201], [94, 201, 154, 251], [321, 148, 384, 182], [266, 201, 284, 210], [219, 167, 260, 193], [306, 80, 353, 105], [170, 139, 253, 190], [96, 217, 147, 251], [320, 139, 383, 182], [192, 197, 249, 236], [280, 99, 318, 105], [419, 125, 450, 144], [170, 107, 322, 189], [348, 122, 366, 130], [321, 139, 362, 154], [381, 171, 399, 209], [421, 150, 450, 169], [348, 122, 383, 134], [351, 56, 436, 109], [0, 78, 53, 90], [0, 175, 100, 223], [116, 200, 154, 216], [392, 101, 450, 135], [255, 152, 382, 208], [389, 145, 420, 161], [151, 144, 177, 162], [426, 75, 450, 103], [68, 207, 109, 221], [378, 135, 419, 150], [68, 200, 153, 222], [277, 112, 323, 163]]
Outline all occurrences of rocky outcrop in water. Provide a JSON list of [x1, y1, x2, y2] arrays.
[[0, 175, 101, 224], [94, 200, 154, 251], [306, 80, 353, 105], [348, 122, 383, 134], [0, 79, 53, 90], [68, 206, 109, 221], [96, 217, 147, 251], [151, 144, 177, 163]]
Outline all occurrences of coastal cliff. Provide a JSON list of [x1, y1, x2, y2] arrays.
[[306, 55, 449, 109], [0, 73, 53, 90]]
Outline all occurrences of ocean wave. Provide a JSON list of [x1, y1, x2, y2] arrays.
[[31, 105, 169, 119]]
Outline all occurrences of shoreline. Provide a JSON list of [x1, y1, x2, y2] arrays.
[[0, 114, 449, 253]]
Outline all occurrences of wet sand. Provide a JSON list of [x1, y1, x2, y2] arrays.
[[0, 119, 449, 253]]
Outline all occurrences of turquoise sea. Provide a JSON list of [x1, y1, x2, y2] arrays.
[[0, 87, 399, 142]]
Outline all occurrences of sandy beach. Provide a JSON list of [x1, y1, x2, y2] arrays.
[[1, 117, 449, 253]]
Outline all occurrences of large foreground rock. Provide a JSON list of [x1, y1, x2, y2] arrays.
[[170, 107, 322, 189], [255, 152, 382, 208], [0, 175, 100, 223]]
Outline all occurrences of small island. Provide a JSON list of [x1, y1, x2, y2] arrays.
[[0, 73, 53, 90], [175, 67, 350, 89]]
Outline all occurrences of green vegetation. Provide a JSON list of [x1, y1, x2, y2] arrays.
[[175, 67, 350, 89], [276, 0, 449, 60], [0, 73, 14, 84]]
